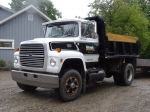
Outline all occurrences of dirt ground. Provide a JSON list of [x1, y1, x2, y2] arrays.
[[0, 71, 150, 112]]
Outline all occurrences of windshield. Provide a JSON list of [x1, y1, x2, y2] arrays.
[[45, 22, 79, 38]]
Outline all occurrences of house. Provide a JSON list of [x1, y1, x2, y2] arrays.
[[0, 4, 15, 21], [0, 5, 51, 66]]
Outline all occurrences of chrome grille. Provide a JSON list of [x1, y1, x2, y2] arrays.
[[20, 44, 44, 68]]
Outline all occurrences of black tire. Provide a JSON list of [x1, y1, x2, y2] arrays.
[[120, 63, 134, 86], [58, 69, 82, 102], [113, 73, 121, 85], [17, 83, 37, 91]]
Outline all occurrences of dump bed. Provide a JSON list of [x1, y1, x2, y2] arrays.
[[106, 33, 138, 43], [104, 33, 140, 58], [85, 16, 140, 58]]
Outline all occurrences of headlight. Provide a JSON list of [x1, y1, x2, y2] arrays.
[[50, 58, 56, 66], [14, 56, 18, 63]]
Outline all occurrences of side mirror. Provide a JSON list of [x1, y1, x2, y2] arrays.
[[43, 28, 45, 36]]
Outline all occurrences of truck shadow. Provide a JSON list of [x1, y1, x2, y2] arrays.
[[84, 79, 117, 94], [16, 72, 150, 103], [19, 79, 117, 102], [20, 88, 61, 102]]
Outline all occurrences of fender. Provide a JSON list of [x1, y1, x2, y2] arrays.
[[46, 50, 87, 73], [58, 51, 87, 72]]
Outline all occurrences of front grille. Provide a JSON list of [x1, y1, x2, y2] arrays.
[[20, 44, 44, 68]]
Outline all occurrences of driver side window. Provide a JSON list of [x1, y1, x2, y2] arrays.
[[81, 23, 86, 36], [81, 23, 95, 38]]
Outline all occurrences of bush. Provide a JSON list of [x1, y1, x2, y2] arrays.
[[6, 61, 13, 68], [0, 60, 6, 67]]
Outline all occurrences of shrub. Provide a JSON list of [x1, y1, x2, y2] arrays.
[[6, 61, 13, 68], [0, 60, 6, 67]]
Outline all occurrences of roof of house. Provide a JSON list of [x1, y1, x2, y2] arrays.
[[0, 4, 15, 13], [0, 5, 51, 25]]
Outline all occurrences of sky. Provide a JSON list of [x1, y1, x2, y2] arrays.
[[0, 0, 94, 19]]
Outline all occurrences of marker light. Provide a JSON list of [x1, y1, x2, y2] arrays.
[[60, 58, 63, 62], [56, 48, 61, 52], [14, 48, 19, 52]]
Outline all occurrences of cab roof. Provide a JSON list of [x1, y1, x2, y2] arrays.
[[42, 18, 89, 26]]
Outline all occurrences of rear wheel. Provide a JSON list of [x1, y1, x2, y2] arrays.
[[17, 83, 37, 91], [120, 63, 134, 86], [57, 69, 82, 102]]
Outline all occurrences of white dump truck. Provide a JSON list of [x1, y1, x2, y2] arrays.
[[11, 16, 140, 101]]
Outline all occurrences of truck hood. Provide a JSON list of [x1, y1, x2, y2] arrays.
[[20, 37, 75, 44]]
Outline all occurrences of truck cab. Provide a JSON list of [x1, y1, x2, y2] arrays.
[[11, 16, 140, 101]]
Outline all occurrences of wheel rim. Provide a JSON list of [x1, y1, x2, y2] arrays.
[[126, 68, 133, 81], [65, 76, 79, 96]]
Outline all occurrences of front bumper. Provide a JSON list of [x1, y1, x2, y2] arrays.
[[11, 70, 59, 89]]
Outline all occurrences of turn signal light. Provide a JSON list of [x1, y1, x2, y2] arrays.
[[56, 48, 61, 52], [60, 58, 63, 62], [14, 48, 19, 52]]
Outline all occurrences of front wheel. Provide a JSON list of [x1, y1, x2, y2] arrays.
[[57, 69, 82, 102], [17, 83, 37, 91], [113, 73, 121, 85]]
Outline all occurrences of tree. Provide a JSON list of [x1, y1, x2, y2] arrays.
[[89, 0, 123, 27], [9, 0, 61, 20], [38, 0, 61, 20], [89, 0, 150, 58], [8, 0, 24, 11]]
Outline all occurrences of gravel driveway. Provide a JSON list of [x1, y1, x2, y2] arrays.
[[0, 71, 150, 112]]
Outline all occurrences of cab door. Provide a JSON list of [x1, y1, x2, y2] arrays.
[[78, 22, 99, 63]]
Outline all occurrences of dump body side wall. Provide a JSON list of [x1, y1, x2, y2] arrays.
[[104, 41, 140, 58]]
